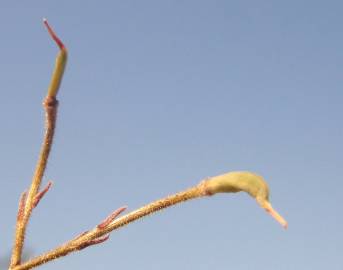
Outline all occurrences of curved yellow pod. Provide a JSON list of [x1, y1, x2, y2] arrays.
[[203, 171, 288, 228]]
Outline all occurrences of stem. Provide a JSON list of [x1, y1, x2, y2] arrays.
[[11, 172, 287, 270], [10, 97, 57, 268], [11, 185, 204, 270], [9, 20, 67, 268]]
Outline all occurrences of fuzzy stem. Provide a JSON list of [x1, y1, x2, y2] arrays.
[[11, 172, 287, 270], [9, 20, 67, 268], [11, 186, 204, 270]]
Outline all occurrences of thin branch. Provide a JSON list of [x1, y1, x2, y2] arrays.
[[9, 19, 67, 268], [12, 185, 202, 270], [11, 172, 287, 270]]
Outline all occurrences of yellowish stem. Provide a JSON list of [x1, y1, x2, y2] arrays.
[[11, 172, 287, 270], [9, 20, 67, 269]]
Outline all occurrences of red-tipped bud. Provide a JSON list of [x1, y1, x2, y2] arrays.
[[77, 234, 110, 250], [33, 181, 53, 208], [17, 191, 27, 221], [97, 206, 127, 229], [43, 18, 66, 50]]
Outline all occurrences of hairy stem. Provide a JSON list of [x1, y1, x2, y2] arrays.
[[9, 20, 67, 268], [10, 97, 57, 268], [11, 185, 204, 270], [11, 172, 287, 270]]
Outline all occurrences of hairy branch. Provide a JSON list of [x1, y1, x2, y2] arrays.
[[12, 172, 287, 270], [9, 19, 67, 268]]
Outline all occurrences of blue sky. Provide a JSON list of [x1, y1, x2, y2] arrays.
[[0, 1, 342, 269]]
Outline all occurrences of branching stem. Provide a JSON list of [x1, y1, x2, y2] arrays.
[[9, 20, 287, 270], [11, 172, 287, 270], [12, 185, 204, 270]]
